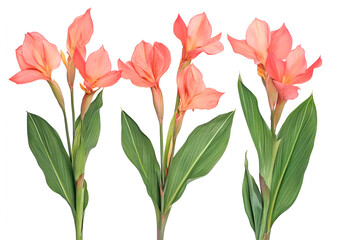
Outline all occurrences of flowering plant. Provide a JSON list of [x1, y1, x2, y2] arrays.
[[228, 19, 321, 240]]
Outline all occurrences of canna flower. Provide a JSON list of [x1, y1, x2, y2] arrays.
[[118, 41, 171, 123], [177, 64, 223, 113], [73, 45, 121, 94], [67, 8, 93, 59], [227, 18, 292, 76], [10, 32, 61, 84], [265, 45, 322, 100], [174, 13, 224, 62]]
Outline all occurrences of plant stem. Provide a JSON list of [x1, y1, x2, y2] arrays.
[[70, 88, 75, 139], [159, 122, 164, 184], [75, 175, 85, 240], [156, 205, 169, 240], [62, 108, 72, 158]]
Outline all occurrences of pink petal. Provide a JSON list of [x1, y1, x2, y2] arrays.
[[10, 69, 49, 84], [292, 56, 322, 84], [22, 32, 46, 70], [42, 40, 61, 72], [268, 23, 292, 60], [67, 8, 93, 57], [118, 59, 154, 87], [94, 70, 122, 88], [187, 13, 212, 49], [173, 14, 188, 48], [227, 35, 258, 63], [284, 45, 307, 84], [273, 80, 300, 100], [151, 42, 171, 83], [183, 88, 223, 111], [131, 41, 154, 82], [73, 47, 87, 80], [266, 53, 286, 83], [16, 45, 33, 70], [200, 33, 224, 55], [246, 18, 270, 63], [85, 46, 112, 81]]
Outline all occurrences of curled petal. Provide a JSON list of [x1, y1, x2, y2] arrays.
[[22, 32, 46, 70], [285, 45, 307, 84], [246, 18, 270, 63], [266, 53, 286, 83], [131, 41, 154, 81], [273, 80, 300, 100], [187, 13, 212, 49], [85, 46, 112, 81], [200, 33, 224, 55], [173, 14, 188, 48], [42, 40, 61, 73], [268, 23, 292, 60], [10, 69, 49, 84], [227, 35, 258, 63], [94, 70, 122, 88], [73, 48, 87, 80], [16, 46, 33, 70], [152, 42, 171, 83], [292, 56, 322, 84], [118, 59, 154, 87], [67, 8, 93, 58], [182, 88, 223, 111]]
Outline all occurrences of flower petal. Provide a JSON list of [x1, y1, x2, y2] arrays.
[[183, 88, 223, 111], [67, 8, 93, 57], [151, 42, 171, 83], [292, 56, 322, 84], [85, 46, 112, 81], [16, 45, 33, 70], [131, 41, 154, 82], [42, 40, 61, 72], [173, 14, 188, 48], [284, 45, 307, 84], [118, 59, 154, 87], [266, 53, 286, 83], [22, 32, 46, 70], [94, 70, 122, 88], [273, 80, 300, 100], [227, 35, 258, 62], [10, 69, 49, 84], [200, 33, 224, 55], [187, 13, 212, 49], [268, 23, 292, 60], [246, 18, 270, 63], [73, 47, 87, 80]]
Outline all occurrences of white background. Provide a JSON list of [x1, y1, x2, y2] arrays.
[[0, 0, 338, 239]]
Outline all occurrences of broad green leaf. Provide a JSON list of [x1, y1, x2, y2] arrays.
[[164, 111, 234, 213], [243, 155, 263, 240], [270, 95, 317, 224], [27, 113, 75, 210], [121, 111, 161, 209], [83, 180, 89, 210], [238, 77, 274, 186]]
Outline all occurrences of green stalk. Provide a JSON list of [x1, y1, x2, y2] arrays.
[[70, 88, 76, 139], [75, 175, 85, 240], [62, 108, 72, 158]]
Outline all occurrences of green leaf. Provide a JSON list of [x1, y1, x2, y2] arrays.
[[238, 77, 274, 186], [164, 111, 234, 213], [27, 113, 75, 210], [243, 155, 263, 240], [121, 111, 161, 209], [270, 95, 317, 224], [83, 180, 89, 211]]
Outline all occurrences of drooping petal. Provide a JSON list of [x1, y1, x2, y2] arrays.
[[183, 88, 223, 111], [292, 56, 322, 84], [151, 42, 171, 83], [200, 33, 224, 55], [266, 53, 286, 83], [67, 8, 93, 58], [246, 18, 270, 63], [268, 23, 292, 60], [227, 35, 258, 62], [284, 45, 307, 84], [118, 59, 154, 87], [85, 46, 112, 81], [187, 13, 212, 49], [73, 47, 87, 80], [173, 14, 188, 48], [94, 70, 122, 88], [10, 69, 49, 84], [131, 41, 154, 82], [273, 80, 300, 100]]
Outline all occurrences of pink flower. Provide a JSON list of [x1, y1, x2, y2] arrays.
[[118, 41, 171, 88], [265, 45, 322, 100], [227, 18, 292, 66], [67, 8, 93, 59], [174, 13, 224, 62], [10, 32, 61, 84], [73, 46, 121, 94], [177, 64, 223, 113], [118, 41, 171, 123]]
